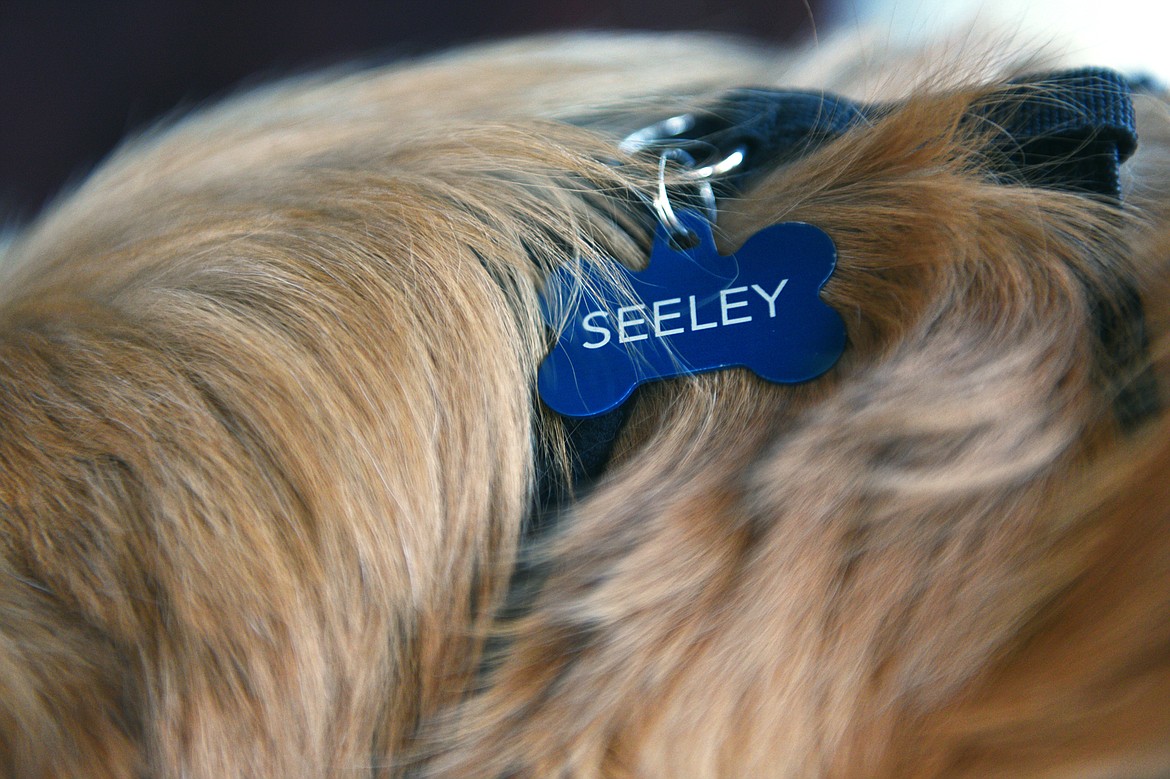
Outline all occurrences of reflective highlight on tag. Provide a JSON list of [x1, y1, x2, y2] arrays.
[[537, 210, 845, 417]]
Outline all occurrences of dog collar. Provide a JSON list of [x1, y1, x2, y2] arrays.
[[538, 68, 1153, 508]]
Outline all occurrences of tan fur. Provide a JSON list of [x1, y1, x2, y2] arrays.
[[0, 32, 1168, 778]]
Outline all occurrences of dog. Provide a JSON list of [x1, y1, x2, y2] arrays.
[[1, 31, 1169, 778]]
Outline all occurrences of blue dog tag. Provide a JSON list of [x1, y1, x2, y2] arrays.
[[537, 210, 845, 417]]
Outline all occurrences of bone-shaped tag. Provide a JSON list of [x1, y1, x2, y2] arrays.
[[537, 210, 845, 418]]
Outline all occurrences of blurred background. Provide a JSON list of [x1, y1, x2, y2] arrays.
[[1, 0, 1160, 220], [0, 0, 829, 219]]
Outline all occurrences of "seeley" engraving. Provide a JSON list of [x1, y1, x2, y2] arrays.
[[581, 281, 789, 348]]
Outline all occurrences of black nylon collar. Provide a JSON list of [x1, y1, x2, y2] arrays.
[[640, 68, 1139, 198]]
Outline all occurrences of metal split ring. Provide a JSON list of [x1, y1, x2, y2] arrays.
[[620, 113, 748, 248]]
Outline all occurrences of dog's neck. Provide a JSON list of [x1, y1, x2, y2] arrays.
[[537, 68, 1152, 518]]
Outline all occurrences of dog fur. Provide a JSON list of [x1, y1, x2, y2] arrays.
[[1, 32, 1169, 778]]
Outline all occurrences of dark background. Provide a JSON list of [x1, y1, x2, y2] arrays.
[[0, 0, 828, 220]]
